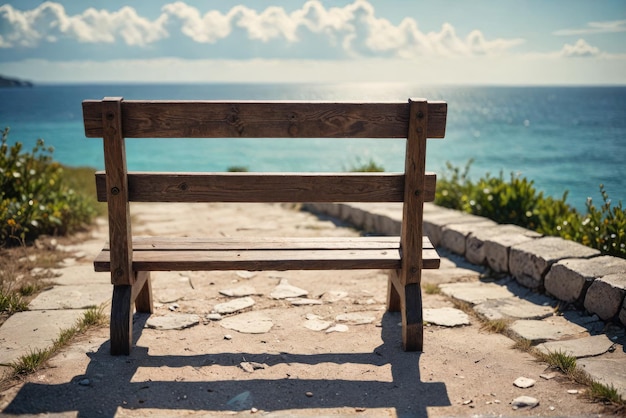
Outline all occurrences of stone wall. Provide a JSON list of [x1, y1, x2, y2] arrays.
[[304, 202, 626, 327]]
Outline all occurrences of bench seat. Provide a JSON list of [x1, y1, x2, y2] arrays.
[[95, 236, 440, 272]]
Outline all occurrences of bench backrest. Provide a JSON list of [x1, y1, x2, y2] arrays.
[[82, 98, 447, 286]]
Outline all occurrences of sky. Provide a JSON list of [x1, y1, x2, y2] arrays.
[[1, 0, 625, 85]]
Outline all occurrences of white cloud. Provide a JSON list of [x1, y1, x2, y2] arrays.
[[0, 0, 525, 59], [560, 39, 601, 57], [554, 20, 626, 36], [0, 2, 168, 48]]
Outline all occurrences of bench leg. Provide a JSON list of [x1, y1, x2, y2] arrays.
[[134, 271, 153, 314], [402, 283, 423, 352], [387, 270, 424, 351], [386, 270, 401, 312], [110, 284, 133, 355]]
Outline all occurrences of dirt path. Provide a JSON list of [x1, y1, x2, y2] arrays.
[[0, 203, 615, 417]]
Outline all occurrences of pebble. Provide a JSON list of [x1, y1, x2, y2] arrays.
[[303, 317, 332, 331], [326, 324, 349, 333], [513, 376, 536, 388], [224, 334, 233, 340], [146, 314, 200, 330], [270, 279, 309, 299], [289, 298, 322, 306], [206, 313, 222, 321], [214, 297, 255, 314], [335, 312, 375, 325], [219, 285, 258, 297], [567, 389, 579, 394], [305, 391, 313, 397], [511, 395, 539, 409], [168, 303, 180, 311], [78, 378, 90, 386], [322, 290, 349, 303], [240, 362, 255, 373], [236, 271, 256, 280], [540, 372, 557, 380]]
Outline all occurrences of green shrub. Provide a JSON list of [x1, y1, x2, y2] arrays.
[[347, 158, 385, 172], [0, 128, 99, 246], [227, 165, 249, 172], [435, 160, 625, 259]]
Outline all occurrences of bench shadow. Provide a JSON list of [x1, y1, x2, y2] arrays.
[[3, 313, 450, 417]]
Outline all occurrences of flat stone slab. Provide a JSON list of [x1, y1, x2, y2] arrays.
[[577, 357, 626, 399], [424, 307, 470, 327], [220, 311, 273, 334], [151, 272, 194, 303], [335, 312, 376, 325], [213, 297, 255, 314], [28, 284, 111, 310], [536, 334, 616, 358], [0, 309, 86, 364], [303, 314, 332, 331], [509, 236, 600, 289], [289, 298, 322, 306], [439, 282, 515, 305], [48, 264, 109, 285], [474, 297, 555, 321], [421, 265, 484, 285], [219, 285, 258, 297], [270, 279, 308, 299], [508, 317, 588, 344], [146, 314, 200, 330], [545, 256, 626, 303]]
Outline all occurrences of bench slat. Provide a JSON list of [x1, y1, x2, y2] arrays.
[[103, 236, 434, 250], [94, 236, 439, 272], [95, 172, 437, 203], [83, 101, 447, 139]]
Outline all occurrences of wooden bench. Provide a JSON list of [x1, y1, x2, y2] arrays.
[[82, 98, 447, 355]]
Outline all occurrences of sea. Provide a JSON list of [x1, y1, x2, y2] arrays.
[[1, 83, 625, 212]]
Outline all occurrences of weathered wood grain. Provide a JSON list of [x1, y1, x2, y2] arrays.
[[95, 172, 437, 203], [101, 97, 134, 286], [102, 236, 434, 251], [83, 100, 447, 139], [95, 236, 439, 272], [85, 96, 447, 355]]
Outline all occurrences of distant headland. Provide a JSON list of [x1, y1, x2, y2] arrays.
[[0, 75, 34, 87]]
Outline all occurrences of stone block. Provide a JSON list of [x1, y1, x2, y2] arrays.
[[440, 220, 498, 255], [467, 224, 540, 268], [423, 208, 486, 247], [584, 273, 626, 320], [509, 237, 600, 290], [545, 256, 626, 304]]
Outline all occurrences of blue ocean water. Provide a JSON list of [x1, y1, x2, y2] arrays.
[[1, 83, 624, 211]]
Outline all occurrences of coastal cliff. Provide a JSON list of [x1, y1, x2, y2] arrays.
[[0, 75, 33, 87]]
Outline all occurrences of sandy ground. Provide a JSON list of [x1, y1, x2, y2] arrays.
[[0, 203, 617, 417]]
